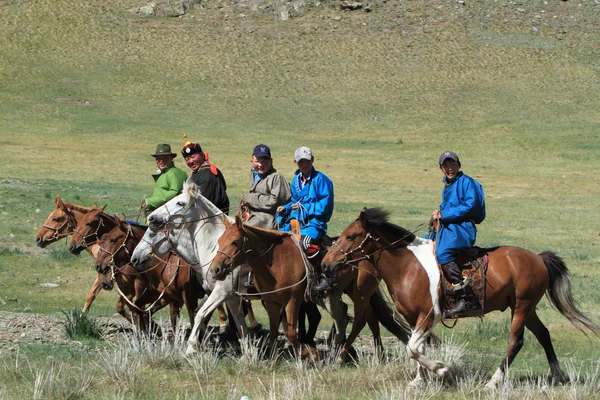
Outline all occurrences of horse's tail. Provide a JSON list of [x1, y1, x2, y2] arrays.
[[369, 287, 440, 346], [541, 251, 600, 338]]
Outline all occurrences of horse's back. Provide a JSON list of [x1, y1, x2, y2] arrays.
[[485, 246, 549, 311]]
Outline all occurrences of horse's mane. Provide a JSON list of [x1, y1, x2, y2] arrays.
[[59, 200, 96, 214], [243, 223, 291, 241], [362, 208, 416, 245]]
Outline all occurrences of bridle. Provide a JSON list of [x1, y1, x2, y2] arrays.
[[215, 225, 274, 274], [42, 208, 78, 241], [97, 223, 134, 275], [72, 216, 108, 248]]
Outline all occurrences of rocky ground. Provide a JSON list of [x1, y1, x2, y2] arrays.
[[0, 311, 131, 354]]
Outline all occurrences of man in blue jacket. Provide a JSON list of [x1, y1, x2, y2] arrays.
[[277, 146, 334, 291], [430, 151, 485, 317]]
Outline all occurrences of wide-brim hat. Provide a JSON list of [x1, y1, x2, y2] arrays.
[[151, 143, 177, 158]]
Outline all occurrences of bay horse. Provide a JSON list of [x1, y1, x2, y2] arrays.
[[131, 182, 259, 355], [93, 219, 202, 333], [35, 198, 105, 315], [322, 208, 600, 389]]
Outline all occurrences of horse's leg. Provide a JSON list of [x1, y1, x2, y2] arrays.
[[244, 299, 261, 330], [217, 304, 228, 334], [186, 292, 224, 355], [81, 276, 102, 315], [406, 326, 453, 387], [485, 305, 529, 390], [320, 292, 348, 360], [525, 310, 567, 385], [224, 298, 248, 340], [339, 288, 370, 363], [283, 300, 308, 360], [169, 302, 181, 333], [264, 301, 283, 360], [115, 297, 133, 323], [365, 305, 384, 358]]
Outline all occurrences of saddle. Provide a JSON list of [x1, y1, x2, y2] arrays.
[[441, 247, 489, 319]]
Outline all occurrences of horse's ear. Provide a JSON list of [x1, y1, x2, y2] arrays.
[[223, 215, 231, 228], [235, 215, 243, 228], [99, 205, 107, 212], [55, 197, 65, 209], [359, 208, 369, 228], [91, 204, 98, 210]]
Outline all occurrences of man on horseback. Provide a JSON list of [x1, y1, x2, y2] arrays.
[[181, 135, 230, 215], [276, 146, 334, 292], [241, 144, 291, 230], [430, 151, 486, 317], [143, 144, 188, 214]]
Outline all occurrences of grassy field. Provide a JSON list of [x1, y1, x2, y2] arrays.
[[1, 0, 599, 398]]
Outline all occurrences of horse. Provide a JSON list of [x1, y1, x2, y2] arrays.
[[210, 215, 324, 359], [68, 206, 235, 334], [322, 208, 600, 388], [92, 218, 203, 333], [35, 198, 105, 315], [131, 182, 258, 355]]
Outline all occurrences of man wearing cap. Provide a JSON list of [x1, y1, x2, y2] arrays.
[[276, 146, 334, 291], [241, 144, 291, 229], [143, 144, 188, 214], [430, 150, 486, 317], [181, 136, 230, 215]]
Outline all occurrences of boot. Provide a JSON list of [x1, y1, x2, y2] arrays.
[[315, 274, 329, 292], [445, 291, 468, 318]]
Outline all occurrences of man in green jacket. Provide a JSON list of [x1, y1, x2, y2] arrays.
[[143, 144, 188, 214]]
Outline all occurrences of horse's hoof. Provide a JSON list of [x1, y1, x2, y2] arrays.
[[407, 376, 424, 389], [185, 343, 199, 357]]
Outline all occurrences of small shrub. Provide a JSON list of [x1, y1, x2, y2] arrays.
[[61, 309, 103, 340], [0, 247, 22, 256]]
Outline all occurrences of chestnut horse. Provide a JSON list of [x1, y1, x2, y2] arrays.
[[322, 208, 600, 389], [68, 207, 235, 334], [210, 215, 319, 359], [93, 219, 202, 333], [35, 198, 105, 315]]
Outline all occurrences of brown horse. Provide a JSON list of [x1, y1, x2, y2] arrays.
[[322, 208, 600, 389], [35, 198, 105, 315], [69, 207, 250, 335], [211, 215, 318, 359], [93, 219, 202, 333]]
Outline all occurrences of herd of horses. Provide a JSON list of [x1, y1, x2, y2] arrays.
[[35, 182, 600, 389]]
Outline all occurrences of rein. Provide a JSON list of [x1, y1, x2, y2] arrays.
[[72, 217, 107, 248], [331, 222, 426, 267]]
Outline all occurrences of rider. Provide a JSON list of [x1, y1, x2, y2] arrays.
[[277, 146, 334, 292], [241, 144, 291, 229], [143, 144, 188, 214], [241, 144, 291, 288], [181, 135, 230, 215], [430, 150, 486, 317]]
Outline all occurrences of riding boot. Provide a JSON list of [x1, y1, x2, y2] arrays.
[[442, 262, 470, 317], [315, 274, 329, 292]]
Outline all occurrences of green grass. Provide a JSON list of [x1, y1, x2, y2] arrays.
[[1, 0, 600, 397]]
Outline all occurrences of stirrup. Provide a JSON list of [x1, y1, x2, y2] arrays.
[[449, 277, 472, 292]]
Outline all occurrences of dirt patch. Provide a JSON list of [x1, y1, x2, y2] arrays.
[[0, 311, 129, 354]]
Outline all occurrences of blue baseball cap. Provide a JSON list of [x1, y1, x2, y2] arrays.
[[252, 144, 271, 159]]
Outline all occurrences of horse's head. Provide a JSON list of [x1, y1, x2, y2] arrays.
[[147, 182, 201, 231], [67, 206, 115, 254], [211, 215, 247, 281], [35, 198, 89, 248], [131, 228, 171, 271], [94, 222, 144, 275]]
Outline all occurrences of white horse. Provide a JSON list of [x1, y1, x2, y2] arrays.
[[131, 182, 249, 355]]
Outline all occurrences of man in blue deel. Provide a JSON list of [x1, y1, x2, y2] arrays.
[[430, 150, 486, 317]]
